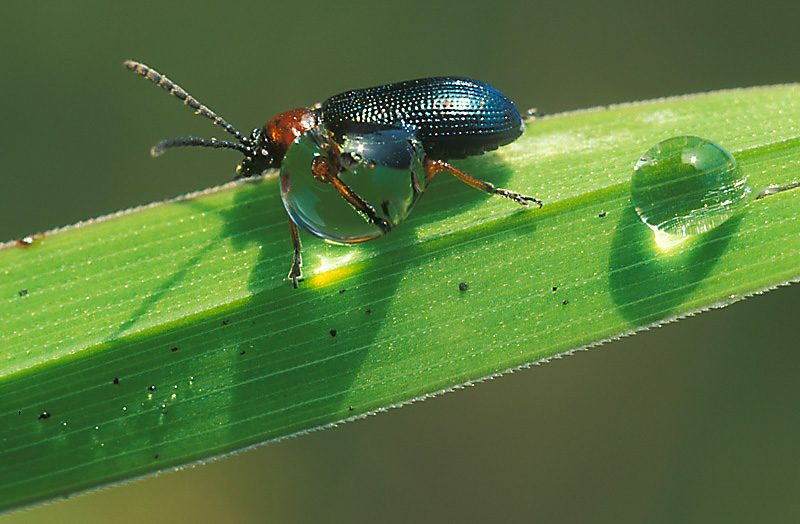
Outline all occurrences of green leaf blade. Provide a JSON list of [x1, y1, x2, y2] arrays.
[[2, 85, 799, 511]]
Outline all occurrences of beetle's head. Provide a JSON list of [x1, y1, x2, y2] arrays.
[[125, 60, 319, 179]]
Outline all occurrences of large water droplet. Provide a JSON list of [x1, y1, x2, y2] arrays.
[[631, 136, 750, 248], [280, 124, 426, 244]]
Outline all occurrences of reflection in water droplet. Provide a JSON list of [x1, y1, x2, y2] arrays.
[[280, 124, 426, 243], [632, 136, 750, 248]]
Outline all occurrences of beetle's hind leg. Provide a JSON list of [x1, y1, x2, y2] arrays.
[[424, 158, 542, 207]]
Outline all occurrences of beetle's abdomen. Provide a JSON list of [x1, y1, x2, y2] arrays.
[[321, 77, 524, 159]]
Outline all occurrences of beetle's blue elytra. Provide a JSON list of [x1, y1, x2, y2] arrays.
[[125, 61, 541, 287], [321, 77, 525, 159]]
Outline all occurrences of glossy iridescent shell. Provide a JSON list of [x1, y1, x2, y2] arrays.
[[321, 77, 524, 159]]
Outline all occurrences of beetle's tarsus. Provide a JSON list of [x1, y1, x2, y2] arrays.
[[355, 207, 392, 233], [493, 188, 543, 208], [288, 254, 303, 288], [288, 263, 302, 289], [288, 220, 303, 288], [372, 215, 392, 234]]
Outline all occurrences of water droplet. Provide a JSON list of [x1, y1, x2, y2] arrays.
[[632, 136, 750, 248], [280, 124, 426, 243]]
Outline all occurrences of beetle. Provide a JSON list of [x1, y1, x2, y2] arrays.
[[125, 60, 541, 287]]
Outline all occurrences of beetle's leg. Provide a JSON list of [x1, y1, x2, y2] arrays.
[[329, 175, 392, 233], [424, 158, 542, 207], [288, 220, 303, 288], [311, 156, 391, 233]]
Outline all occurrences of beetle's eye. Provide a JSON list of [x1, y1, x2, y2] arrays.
[[279, 124, 427, 243]]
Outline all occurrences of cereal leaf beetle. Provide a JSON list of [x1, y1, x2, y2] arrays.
[[125, 61, 541, 287]]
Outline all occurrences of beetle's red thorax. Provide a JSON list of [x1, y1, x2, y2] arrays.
[[263, 108, 319, 164]]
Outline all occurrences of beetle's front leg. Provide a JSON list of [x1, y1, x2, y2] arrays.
[[288, 220, 303, 288], [424, 158, 542, 207]]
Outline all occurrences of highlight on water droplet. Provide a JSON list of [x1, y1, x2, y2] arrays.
[[631, 136, 750, 249]]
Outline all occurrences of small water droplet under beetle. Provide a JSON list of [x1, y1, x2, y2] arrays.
[[126, 61, 541, 287]]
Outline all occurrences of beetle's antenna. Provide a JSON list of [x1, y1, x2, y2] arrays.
[[125, 60, 249, 146], [151, 136, 254, 157]]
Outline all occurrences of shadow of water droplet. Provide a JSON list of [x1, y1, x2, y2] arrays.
[[608, 205, 742, 325]]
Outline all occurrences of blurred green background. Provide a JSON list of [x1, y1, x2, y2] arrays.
[[1, 1, 799, 522]]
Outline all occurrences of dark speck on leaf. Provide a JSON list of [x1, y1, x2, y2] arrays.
[[458, 282, 468, 292], [349, 406, 354, 411], [170, 347, 178, 352], [552, 286, 558, 292], [239, 350, 246, 355], [339, 289, 346, 294], [148, 385, 156, 391], [330, 329, 337, 337], [153, 454, 160, 460], [365, 309, 372, 315], [38, 411, 51, 420], [562, 300, 569, 305], [222, 319, 230, 326], [598, 211, 607, 217], [112, 377, 120, 385], [18, 289, 28, 297]]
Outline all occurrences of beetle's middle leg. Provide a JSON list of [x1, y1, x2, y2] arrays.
[[424, 158, 542, 207], [311, 156, 391, 232]]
